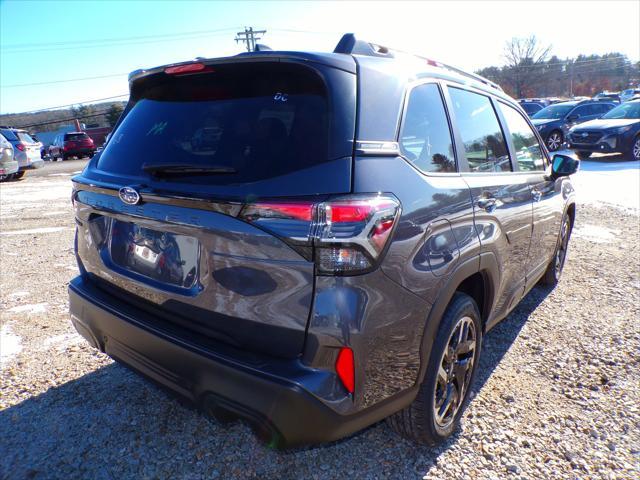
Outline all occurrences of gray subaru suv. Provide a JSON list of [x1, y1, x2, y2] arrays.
[[69, 34, 577, 447]]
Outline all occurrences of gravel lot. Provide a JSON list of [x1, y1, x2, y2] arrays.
[[1, 157, 639, 479]]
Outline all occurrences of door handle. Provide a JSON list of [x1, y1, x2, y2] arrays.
[[477, 197, 497, 212], [532, 188, 543, 202]]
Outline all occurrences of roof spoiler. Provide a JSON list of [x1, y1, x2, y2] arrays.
[[333, 33, 503, 92]]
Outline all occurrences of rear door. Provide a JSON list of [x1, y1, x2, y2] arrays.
[[445, 85, 533, 326], [73, 59, 356, 358], [495, 101, 563, 287]]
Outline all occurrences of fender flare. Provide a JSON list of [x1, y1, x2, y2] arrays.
[[413, 252, 499, 388]]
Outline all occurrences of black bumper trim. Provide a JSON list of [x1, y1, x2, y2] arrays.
[[68, 276, 414, 446]]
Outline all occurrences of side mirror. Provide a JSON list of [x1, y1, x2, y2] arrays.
[[550, 154, 579, 179], [567, 113, 580, 122]]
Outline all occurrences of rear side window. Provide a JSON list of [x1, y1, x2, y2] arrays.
[[65, 133, 90, 141], [1, 129, 18, 141], [497, 102, 545, 172], [399, 83, 456, 173], [448, 88, 511, 172], [98, 63, 330, 184]]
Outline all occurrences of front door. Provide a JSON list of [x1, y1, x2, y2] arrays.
[[445, 86, 534, 327]]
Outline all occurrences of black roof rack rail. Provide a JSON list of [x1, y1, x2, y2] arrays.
[[333, 33, 503, 92]]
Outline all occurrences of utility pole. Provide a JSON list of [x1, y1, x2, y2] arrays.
[[234, 27, 266, 52]]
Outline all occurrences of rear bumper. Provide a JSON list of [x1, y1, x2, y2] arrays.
[[0, 160, 19, 175], [65, 148, 95, 157], [68, 276, 404, 446], [20, 159, 44, 170]]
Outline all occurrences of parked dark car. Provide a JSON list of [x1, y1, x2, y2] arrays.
[[519, 101, 545, 116], [69, 34, 578, 447], [49, 132, 96, 160], [567, 99, 640, 160], [531, 100, 616, 151], [0, 127, 44, 178]]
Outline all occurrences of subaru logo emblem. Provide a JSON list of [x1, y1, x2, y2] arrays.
[[581, 132, 588, 138], [119, 186, 140, 205]]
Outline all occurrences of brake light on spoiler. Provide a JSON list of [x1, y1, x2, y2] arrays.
[[240, 194, 401, 275]]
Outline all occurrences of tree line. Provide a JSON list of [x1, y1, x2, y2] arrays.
[[0, 102, 125, 133], [476, 36, 640, 99]]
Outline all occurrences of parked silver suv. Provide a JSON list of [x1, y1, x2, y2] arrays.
[[0, 127, 44, 179]]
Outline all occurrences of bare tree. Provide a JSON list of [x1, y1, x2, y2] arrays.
[[503, 36, 552, 98]]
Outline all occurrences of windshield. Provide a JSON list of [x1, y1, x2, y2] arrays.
[[532, 104, 575, 120], [602, 102, 640, 119], [98, 63, 329, 184]]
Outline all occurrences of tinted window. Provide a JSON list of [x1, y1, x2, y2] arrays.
[[0, 129, 18, 141], [498, 102, 545, 172], [532, 104, 575, 120], [65, 133, 90, 141], [399, 83, 455, 173], [449, 88, 511, 172], [592, 103, 613, 115], [98, 63, 329, 185], [602, 101, 640, 119], [572, 104, 593, 116]]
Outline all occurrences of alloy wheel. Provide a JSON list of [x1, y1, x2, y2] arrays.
[[555, 217, 570, 277], [547, 132, 562, 151], [633, 138, 640, 160], [433, 316, 477, 428]]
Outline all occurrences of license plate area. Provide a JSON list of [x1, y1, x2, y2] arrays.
[[108, 219, 200, 290]]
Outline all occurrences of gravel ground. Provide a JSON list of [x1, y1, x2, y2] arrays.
[[1, 158, 639, 479]]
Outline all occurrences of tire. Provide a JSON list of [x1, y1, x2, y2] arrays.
[[62, 154, 68, 161], [388, 292, 482, 445], [631, 135, 640, 161], [540, 214, 572, 286], [13, 171, 25, 180], [576, 151, 592, 160], [0, 174, 8, 182], [546, 130, 563, 152]]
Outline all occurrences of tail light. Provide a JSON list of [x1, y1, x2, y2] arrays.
[[335, 347, 355, 394], [15, 143, 25, 151], [165, 62, 214, 75], [239, 194, 400, 275]]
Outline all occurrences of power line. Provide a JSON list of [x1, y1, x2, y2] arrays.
[[16, 94, 129, 115], [3, 73, 129, 89], [234, 27, 266, 52], [17, 109, 114, 129], [1, 29, 240, 55], [3, 26, 241, 50]]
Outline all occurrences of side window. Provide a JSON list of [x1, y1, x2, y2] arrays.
[[448, 87, 511, 172], [399, 83, 456, 173], [572, 105, 592, 117], [497, 102, 545, 172]]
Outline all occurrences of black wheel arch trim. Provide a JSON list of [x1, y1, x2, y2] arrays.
[[414, 253, 498, 389]]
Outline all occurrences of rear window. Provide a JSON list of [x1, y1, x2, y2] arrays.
[[65, 133, 90, 141], [98, 63, 330, 184], [16, 131, 36, 143]]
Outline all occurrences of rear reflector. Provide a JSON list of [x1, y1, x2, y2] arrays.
[[335, 347, 355, 394], [164, 63, 211, 75], [240, 194, 400, 275]]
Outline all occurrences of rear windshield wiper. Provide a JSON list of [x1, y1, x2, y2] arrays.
[[142, 163, 237, 176]]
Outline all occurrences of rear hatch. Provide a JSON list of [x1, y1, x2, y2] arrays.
[[64, 132, 94, 150], [73, 58, 356, 358]]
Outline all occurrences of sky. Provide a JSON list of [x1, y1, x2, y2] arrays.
[[1, 0, 638, 114]]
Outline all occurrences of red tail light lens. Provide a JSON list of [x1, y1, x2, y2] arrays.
[[336, 347, 355, 394], [239, 194, 400, 275], [15, 143, 25, 151], [165, 62, 213, 75]]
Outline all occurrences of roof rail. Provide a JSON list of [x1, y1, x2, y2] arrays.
[[333, 33, 503, 92]]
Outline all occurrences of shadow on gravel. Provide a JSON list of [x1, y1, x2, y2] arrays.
[[0, 286, 553, 480]]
